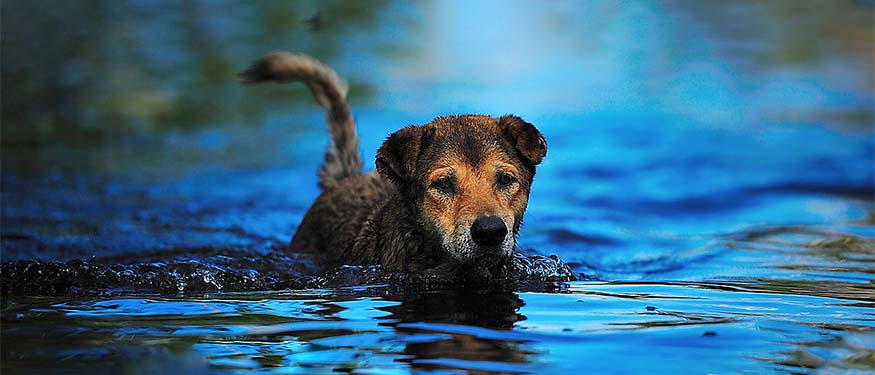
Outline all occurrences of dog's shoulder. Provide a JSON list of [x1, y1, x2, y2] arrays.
[[291, 171, 395, 266]]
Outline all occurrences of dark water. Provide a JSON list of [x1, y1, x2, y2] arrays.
[[2, 1, 874, 374]]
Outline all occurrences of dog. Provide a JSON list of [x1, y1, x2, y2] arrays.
[[241, 52, 547, 284]]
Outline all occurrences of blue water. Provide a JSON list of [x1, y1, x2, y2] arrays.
[[1, 1, 874, 374], [4, 283, 873, 374]]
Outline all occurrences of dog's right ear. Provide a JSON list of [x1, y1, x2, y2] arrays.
[[376, 125, 428, 184]]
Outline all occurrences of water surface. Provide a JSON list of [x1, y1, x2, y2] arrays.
[[2, 1, 874, 374]]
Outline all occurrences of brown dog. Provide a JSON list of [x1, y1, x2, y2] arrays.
[[241, 52, 547, 283]]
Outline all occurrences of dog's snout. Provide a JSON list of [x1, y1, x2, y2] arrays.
[[470, 216, 508, 246]]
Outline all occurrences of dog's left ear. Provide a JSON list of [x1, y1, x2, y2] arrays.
[[499, 115, 547, 165]]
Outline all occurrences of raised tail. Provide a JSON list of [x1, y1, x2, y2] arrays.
[[240, 52, 363, 190]]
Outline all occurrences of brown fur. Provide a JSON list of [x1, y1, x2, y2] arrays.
[[242, 53, 547, 282], [240, 52, 362, 190]]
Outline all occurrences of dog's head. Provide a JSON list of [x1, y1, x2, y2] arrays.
[[376, 115, 546, 276]]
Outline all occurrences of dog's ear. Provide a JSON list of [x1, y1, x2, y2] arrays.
[[376, 125, 428, 184], [499, 115, 547, 165]]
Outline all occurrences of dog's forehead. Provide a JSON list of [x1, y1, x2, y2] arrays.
[[427, 115, 500, 137], [420, 115, 517, 169]]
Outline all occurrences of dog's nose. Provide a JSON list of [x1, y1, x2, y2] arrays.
[[470, 216, 508, 246]]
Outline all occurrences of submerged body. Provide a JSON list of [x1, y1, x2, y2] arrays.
[[242, 52, 567, 285]]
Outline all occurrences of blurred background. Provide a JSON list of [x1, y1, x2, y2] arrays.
[[1, 0, 873, 281]]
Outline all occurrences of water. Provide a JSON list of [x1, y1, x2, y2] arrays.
[[3, 283, 873, 374], [2, 1, 874, 374]]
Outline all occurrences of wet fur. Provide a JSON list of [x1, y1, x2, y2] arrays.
[[241, 52, 547, 282]]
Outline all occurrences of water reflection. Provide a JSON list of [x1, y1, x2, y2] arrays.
[[3, 282, 872, 374], [1, 291, 531, 373], [388, 291, 524, 328]]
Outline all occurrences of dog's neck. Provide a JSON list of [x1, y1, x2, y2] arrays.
[[368, 192, 447, 272]]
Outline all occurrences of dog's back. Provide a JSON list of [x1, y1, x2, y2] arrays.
[[241, 53, 394, 268], [291, 172, 393, 267]]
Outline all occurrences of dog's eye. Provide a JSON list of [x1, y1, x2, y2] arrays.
[[496, 173, 517, 189], [429, 176, 456, 195]]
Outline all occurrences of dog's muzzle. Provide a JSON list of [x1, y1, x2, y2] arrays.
[[470, 215, 508, 246]]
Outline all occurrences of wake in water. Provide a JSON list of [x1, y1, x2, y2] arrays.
[[0, 247, 578, 296]]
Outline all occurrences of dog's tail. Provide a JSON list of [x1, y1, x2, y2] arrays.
[[240, 52, 363, 190]]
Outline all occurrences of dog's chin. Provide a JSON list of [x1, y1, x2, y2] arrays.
[[442, 238, 515, 283], [459, 254, 513, 283], [443, 236, 514, 260]]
